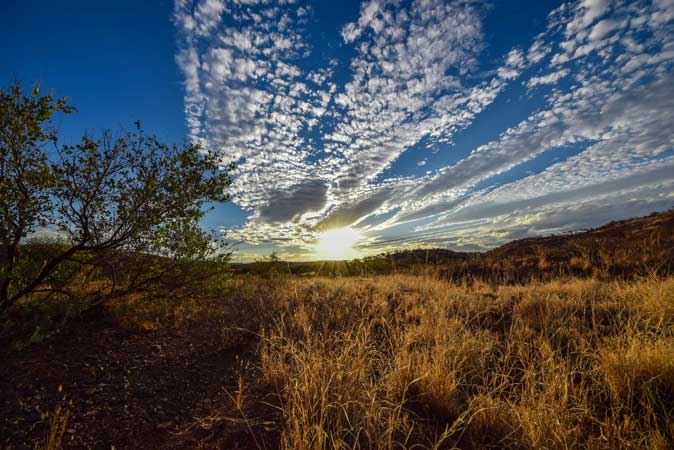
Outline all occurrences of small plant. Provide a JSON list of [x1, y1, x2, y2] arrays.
[[36, 385, 71, 450], [570, 255, 592, 272]]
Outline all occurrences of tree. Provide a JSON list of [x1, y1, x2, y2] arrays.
[[0, 82, 234, 312]]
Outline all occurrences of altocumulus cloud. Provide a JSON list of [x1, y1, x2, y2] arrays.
[[174, 0, 674, 259]]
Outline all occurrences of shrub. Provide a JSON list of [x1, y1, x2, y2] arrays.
[[1, 82, 234, 313]]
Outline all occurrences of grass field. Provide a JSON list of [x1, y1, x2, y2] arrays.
[[3, 273, 674, 449]]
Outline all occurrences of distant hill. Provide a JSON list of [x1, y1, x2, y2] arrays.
[[393, 209, 674, 281], [234, 209, 674, 280], [486, 209, 674, 263]]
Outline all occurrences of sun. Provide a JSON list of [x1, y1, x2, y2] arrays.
[[315, 227, 363, 260]]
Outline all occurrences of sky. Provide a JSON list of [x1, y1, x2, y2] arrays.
[[4, 0, 674, 261]]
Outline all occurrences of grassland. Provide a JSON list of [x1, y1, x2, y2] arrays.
[[3, 272, 674, 449]]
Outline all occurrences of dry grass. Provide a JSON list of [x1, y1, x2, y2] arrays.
[[7, 272, 673, 449], [233, 274, 674, 449], [35, 385, 71, 450]]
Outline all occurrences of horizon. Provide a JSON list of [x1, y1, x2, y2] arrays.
[[232, 208, 673, 263], [4, 0, 674, 262]]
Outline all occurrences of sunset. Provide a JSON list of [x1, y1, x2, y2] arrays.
[[315, 227, 363, 260], [2, 0, 674, 448], [187, 0, 674, 260]]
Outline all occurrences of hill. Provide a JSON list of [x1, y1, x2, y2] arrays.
[[477, 208, 674, 279]]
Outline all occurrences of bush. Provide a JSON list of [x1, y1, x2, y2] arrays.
[[1, 82, 234, 314]]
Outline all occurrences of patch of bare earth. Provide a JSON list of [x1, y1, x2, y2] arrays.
[[0, 298, 272, 449]]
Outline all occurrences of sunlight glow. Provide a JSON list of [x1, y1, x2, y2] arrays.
[[315, 227, 363, 260]]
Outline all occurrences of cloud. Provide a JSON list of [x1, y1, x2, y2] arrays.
[[174, 0, 674, 259], [527, 68, 569, 87], [327, 0, 487, 190], [588, 18, 620, 40], [317, 186, 397, 230], [376, 0, 674, 220], [257, 179, 329, 223], [341, 0, 382, 43]]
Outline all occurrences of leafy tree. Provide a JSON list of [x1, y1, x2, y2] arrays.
[[0, 82, 234, 312]]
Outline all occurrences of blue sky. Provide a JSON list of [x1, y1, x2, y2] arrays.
[[4, 0, 674, 261]]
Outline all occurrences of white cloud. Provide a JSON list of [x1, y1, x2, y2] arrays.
[[341, 0, 383, 43], [528, 68, 570, 87], [174, 0, 674, 257], [589, 18, 620, 40], [380, 0, 674, 237]]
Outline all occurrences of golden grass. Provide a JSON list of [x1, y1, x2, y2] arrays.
[[236, 274, 674, 449], [35, 385, 71, 450]]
